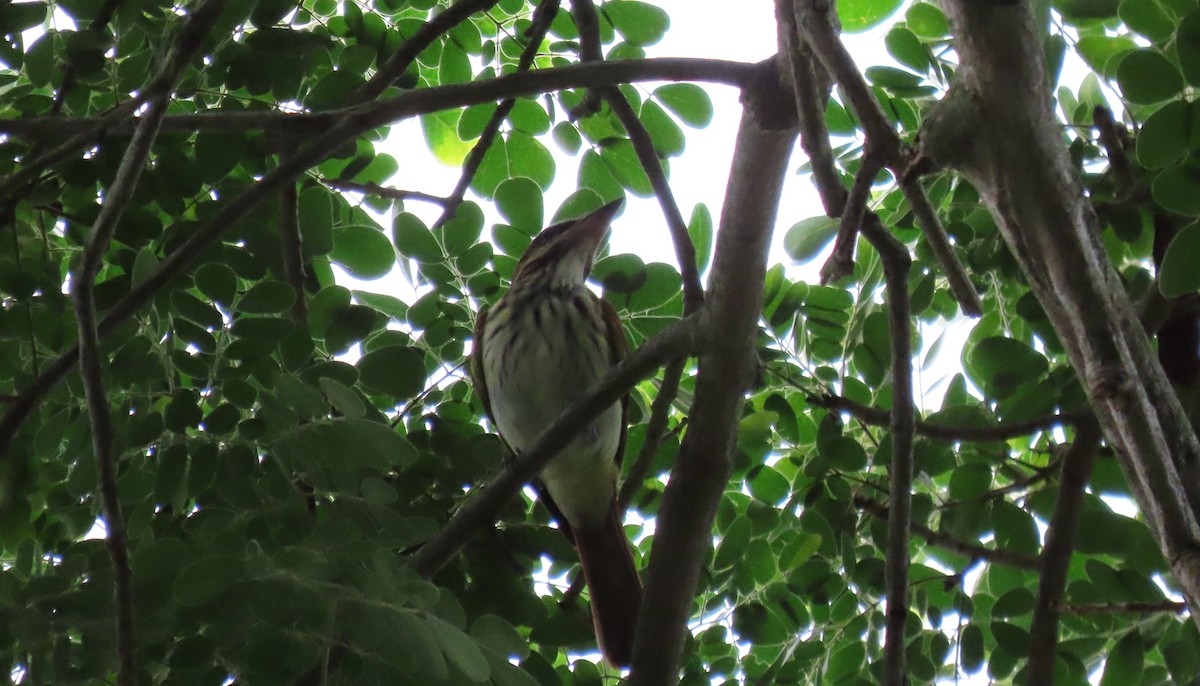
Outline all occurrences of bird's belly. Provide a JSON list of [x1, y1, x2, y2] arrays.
[[485, 313, 622, 526]]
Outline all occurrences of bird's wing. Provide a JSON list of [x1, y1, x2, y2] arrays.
[[599, 296, 630, 469], [469, 307, 493, 420]]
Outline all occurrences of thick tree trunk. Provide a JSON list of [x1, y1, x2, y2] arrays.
[[923, 0, 1200, 625]]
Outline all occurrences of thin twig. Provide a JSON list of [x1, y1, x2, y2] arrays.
[[793, 0, 982, 316], [602, 89, 705, 312], [1093, 106, 1136, 200], [567, 0, 604, 119], [776, 0, 846, 217], [431, 0, 561, 231], [859, 211, 914, 686], [348, 0, 502, 105], [318, 177, 452, 206], [855, 495, 1039, 570], [412, 315, 704, 577], [809, 393, 1092, 441], [0, 58, 760, 140], [279, 171, 308, 325], [1055, 600, 1189, 615], [563, 355, 688, 605], [821, 154, 882, 283], [1026, 420, 1102, 685], [898, 176, 983, 315], [70, 3, 228, 683], [49, 0, 122, 115]]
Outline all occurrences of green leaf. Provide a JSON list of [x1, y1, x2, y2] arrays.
[[885, 27, 930, 74], [1100, 631, 1144, 686], [948, 463, 992, 500], [25, 32, 56, 87], [195, 132, 246, 183], [356, 345, 426, 399], [298, 186, 335, 256], [654, 84, 713, 127], [195, 263, 238, 307], [604, 1, 669, 46], [824, 641, 866, 682], [495, 177, 544, 232], [639, 100, 685, 157], [0, 2, 47, 34], [1178, 10, 1200, 87], [1152, 165, 1200, 216], [1116, 49, 1182, 104], [1160, 222, 1200, 296], [394, 212, 443, 264], [506, 132, 555, 190], [1076, 36, 1137, 76], [552, 122, 582, 154], [305, 69, 366, 110], [439, 41, 471, 84], [837, 0, 904, 32], [906, 3, 949, 39], [275, 417, 418, 471], [784, 216, 838, 263], [318, 377, 366, 417], [470, 614, 530, 660], [508, 99, 550, 136], [688, 203, 713, 274], [427, 616, 490, 682], [1136, 100, 1190, 170], [1120, 0, 1175, 41], [332, 225, 395, 279], [961, 624, 985, 672], [238, 280, 295, 315], [173, 555, 242, 606], [441, 201, 485, 256], [714, 515, 751, 570], [966, 336, 1049, 398], [423, 109, 474, 166]]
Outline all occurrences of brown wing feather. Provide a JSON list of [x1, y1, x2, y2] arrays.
[[470, 306, 493, 423], [598, 296, 630, 469]]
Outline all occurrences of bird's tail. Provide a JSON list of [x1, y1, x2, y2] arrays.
[[573, 507, 643, 668]]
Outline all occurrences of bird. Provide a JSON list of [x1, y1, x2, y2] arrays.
[[470, 197, 642, 667]]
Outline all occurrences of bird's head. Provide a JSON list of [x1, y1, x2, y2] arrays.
[[511, 198, 624, 289]]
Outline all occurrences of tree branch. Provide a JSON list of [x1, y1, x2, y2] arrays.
[[1092, 106, 1136, 201], [279, 173, 307, 325], [69, 3, 227, 683], [629, 62, 797, 685], [792, 1, 982, 316], [619, 357, 686, 511], [1026, 419, 1102, 685], [563, 355, 687, 607], [412, 315, 704, 577], [429, 0, 561, 231], [776, 0, 846, 218], [348, 0, 502, 106], [859, 211, 914, 686], [0, 57, 758, 458], [821, 154, 881, 283], [855, 495, 1039, 570], [0, 58, 760, 140], [602, 89, 705, 312], [1056, 600, 1189, 615], [934, 0, 1200, 625], [318, 177, 453, 206], [567, 0, 604, 119], [809, 393, 1092, 441]]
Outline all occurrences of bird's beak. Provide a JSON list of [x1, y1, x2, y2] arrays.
[[568, 198, 624, 253]]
